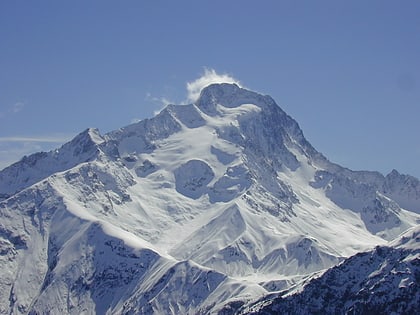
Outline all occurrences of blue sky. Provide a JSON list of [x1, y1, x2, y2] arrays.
[[1, 1, 419, 178]]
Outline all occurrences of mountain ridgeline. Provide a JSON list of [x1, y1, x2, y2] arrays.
[[0, 83, 419, 314]]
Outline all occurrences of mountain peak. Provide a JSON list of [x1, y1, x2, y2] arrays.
[[195, 83, 273, 116], [199, 82, 241, 97], [387, 169, 401, 177], [0, 128, 104, 198], [64, 127, 104, 156]]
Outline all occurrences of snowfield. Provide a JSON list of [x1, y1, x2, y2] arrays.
[[0, 83, 419, 314]]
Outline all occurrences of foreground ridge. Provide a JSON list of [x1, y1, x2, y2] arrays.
[[242, 226, 420, 315]]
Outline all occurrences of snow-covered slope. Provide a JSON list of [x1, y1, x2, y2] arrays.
[[0, 128, 105, 200], [0, 83, 419, 314], [244, 226, 420, 315]]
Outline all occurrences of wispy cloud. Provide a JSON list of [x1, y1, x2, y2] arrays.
[[186, 68, 241, 103], [145, 92, 176, 116], [0, 135, 72, 143], [11, 102, 25, 113], [141, 68, 241, 120], [0, 101, 26, 120], [153, 97, 173, 115]]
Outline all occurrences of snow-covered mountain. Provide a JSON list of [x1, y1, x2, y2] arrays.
[[243, 226, 420, 314], [0, 83, 419, 314]]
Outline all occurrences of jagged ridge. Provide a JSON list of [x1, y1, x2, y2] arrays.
[[243, 226, 420, 315]]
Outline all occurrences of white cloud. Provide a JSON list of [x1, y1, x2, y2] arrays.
[[186, 68, 241, 103]]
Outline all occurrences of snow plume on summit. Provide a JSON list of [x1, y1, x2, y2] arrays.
[[186, 68, 242, 102]]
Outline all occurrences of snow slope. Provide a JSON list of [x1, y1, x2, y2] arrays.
[[0, 83, 419, 314], [244, 226, 420, 315]]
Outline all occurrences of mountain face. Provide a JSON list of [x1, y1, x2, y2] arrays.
[[0, 83, 419, 314], [243, 226, 420, 315]]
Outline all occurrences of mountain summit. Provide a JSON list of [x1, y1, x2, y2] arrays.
[[1, 83, 419, 314]]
